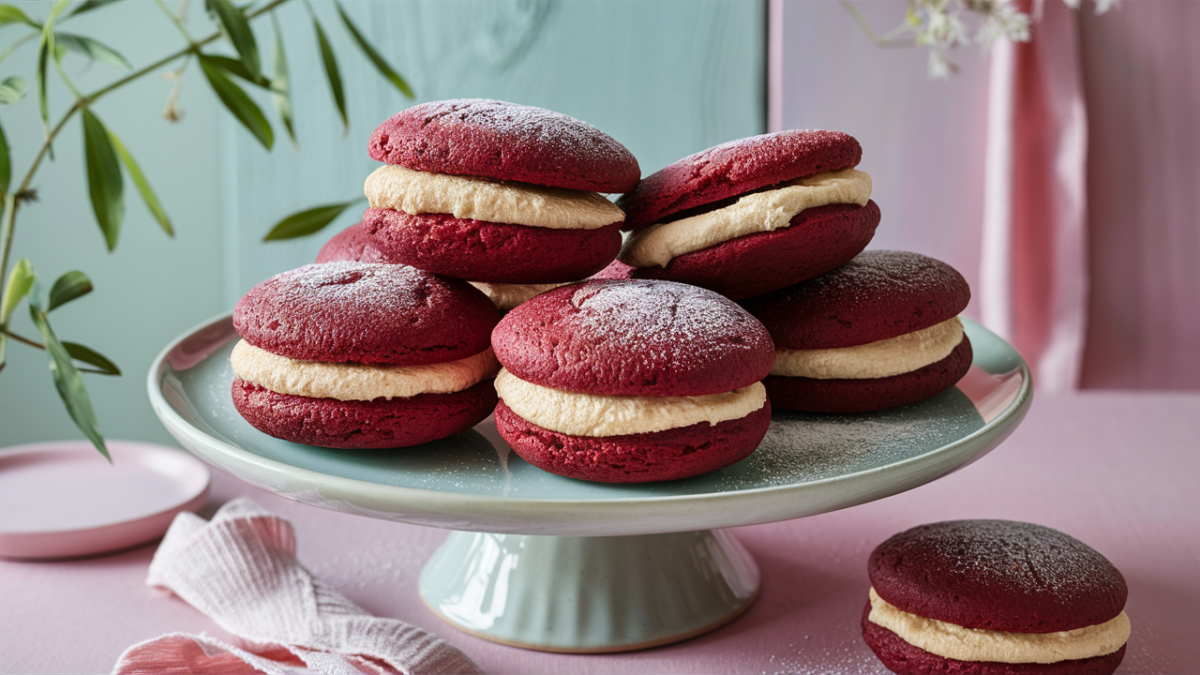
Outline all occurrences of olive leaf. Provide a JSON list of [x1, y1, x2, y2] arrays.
[[270, 13, 296, 148], [264, 198, 363, 241], [208, 0, 260, 79], [0, 75, 28, 105], [63, 341, 120, 376], [312, 17, 347, 134], [1, 257, 34, 326], [199, 55, 273, 150], [55, 33, 131, 69], [67, 0, 123, 18], [81, 107, 125, 251], [335, 1, 413, 99], [107, 129, 173, 236], [201, 54, 271, 88], [29, 303, 109, 461], [47, 270, 92, 311], [0, 4, 38, 27], [36, 2, 70, 149]]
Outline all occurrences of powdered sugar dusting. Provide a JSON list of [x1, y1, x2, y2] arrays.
[[233, 262, 498, 366], [702, 389, 981, 490], [494, 279, 774, 396]]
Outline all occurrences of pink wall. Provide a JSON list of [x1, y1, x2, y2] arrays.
[[771, 1, 990, 323]]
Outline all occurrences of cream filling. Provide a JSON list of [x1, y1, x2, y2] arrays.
[[494, 368, 767, 437], [230, 339, 500, 401], [620, 168, 872, 268], [867, 587, 1130, 664], [468, 281, 573, 311], [771, 318, 964, 380], [364, 165, 624, 230]]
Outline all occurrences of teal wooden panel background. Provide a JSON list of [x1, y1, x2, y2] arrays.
[[223, 0, 765, 304], [0, 1, 764, 448]]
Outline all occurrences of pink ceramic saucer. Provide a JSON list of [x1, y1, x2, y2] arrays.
[[0, 440, 210, 560]]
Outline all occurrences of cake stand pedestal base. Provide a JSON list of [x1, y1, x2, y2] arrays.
[[419, 529, 760, 653]]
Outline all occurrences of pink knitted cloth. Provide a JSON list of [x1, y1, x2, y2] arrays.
[[112, 499, 480, 675]]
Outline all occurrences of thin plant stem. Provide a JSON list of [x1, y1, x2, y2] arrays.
[[2, 328, 42, 349], [154, 0, 198, 46]]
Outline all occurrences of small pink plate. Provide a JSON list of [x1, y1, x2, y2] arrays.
[[0, 440, 210, 560]]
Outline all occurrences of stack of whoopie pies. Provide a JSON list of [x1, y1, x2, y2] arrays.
[[618, 130, 973, 413]]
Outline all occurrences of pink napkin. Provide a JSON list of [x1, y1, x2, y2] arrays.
[[112, 498, 480, 675]]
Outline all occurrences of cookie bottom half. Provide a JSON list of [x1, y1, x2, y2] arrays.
[[232, 378, 497, 449], [861, 603, 1126, 675], [493, 398, 771, 483], [630, 200, 880, 300], [764, 337, 972, 413]]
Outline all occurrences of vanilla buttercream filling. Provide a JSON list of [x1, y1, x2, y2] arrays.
[[771, 318, 964, 380], [468, 281, 573, 311], [867, 587, 1130, 664], [494, 368, 767, 437], [620, 168, 872, 268], [230, 340, 499, 401], [364, 165, 624, 230]]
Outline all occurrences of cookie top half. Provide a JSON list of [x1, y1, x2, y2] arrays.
[[617, 129, 862, 230], [492, 279, 775, 397], [869, 520, 1128, 634], [741, 250, 970, 350], [368, 99, 641, 194], [234, 262, 498, 366]]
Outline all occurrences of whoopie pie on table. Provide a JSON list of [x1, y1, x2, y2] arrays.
[[863, 520, 1130, 674], [361, 99, 639, 290], [230, 262, 500, 449], [616, 129, 881, 300], [742, 250, 973, 413], [491, 279, 776, 483]]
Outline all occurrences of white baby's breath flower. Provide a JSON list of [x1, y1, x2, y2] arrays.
[[1093, 0, 1120, 14]]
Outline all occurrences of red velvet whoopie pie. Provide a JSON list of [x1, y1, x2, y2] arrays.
[[361, 99, 639, 284], [863, 520, 1130, 674], [616, 129, 880, 300], [230, 262, 500, 449], [491, 279, 776, 483], [742, 250, 972, 413]]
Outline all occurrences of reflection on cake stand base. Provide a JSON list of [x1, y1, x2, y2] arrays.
[[419, 529, 759, 653]]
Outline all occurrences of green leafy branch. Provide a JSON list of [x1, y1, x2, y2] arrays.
[[0, 0, 413, 459]]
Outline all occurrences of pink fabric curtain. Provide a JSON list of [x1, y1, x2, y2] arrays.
[[982, 0, 1089, 392], [773, 1, 1200, 391]]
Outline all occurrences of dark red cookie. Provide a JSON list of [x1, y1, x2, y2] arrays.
[[233, 262, 499, 366], [494, 399, 769, 483], [617, 129, 862, 230], [629, 201, 880, 300], [368, 99, 640, 193], [861, 603, 1127, 675], [232, 378, 496, 449], [362, 207, 622, 284], [869, 520, 1128, 634], [764, 337, 972, 414], [315, 222, 393, 264], [742, 250, 971, 349], [493, 279, 775, 397]]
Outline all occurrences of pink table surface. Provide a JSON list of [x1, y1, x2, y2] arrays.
[[2, 391, 1198, 674]]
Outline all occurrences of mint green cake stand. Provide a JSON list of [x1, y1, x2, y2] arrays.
[[149, 314, 1031, 653]]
